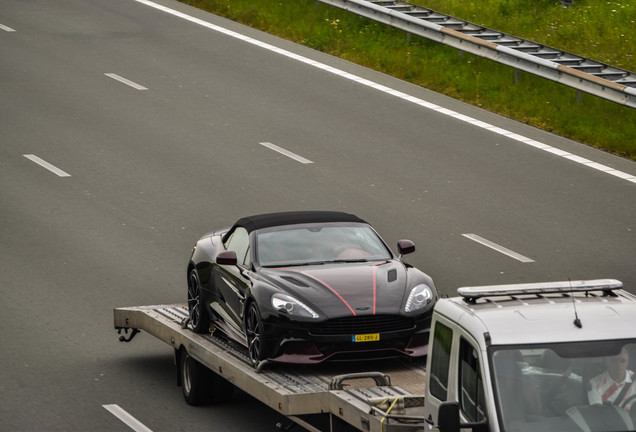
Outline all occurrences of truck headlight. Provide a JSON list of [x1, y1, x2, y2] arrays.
[[404, 284, 433, 312], [272, 293, 319, 319]]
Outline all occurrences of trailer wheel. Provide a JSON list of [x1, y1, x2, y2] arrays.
[[187, 268, 210, 334], [209, 373, 234, 404], [179, 348, 210, 406], [246, 302, 268, 367], [179, 348, 235, 405]]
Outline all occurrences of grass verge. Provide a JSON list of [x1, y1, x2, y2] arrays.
[[181, 0, 636, 161]]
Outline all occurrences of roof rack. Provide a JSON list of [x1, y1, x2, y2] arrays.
[[458, 279, 623, 302]]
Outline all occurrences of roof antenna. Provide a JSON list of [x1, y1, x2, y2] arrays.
[[570, 278, 582, 328]]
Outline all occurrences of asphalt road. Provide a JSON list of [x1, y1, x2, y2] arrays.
[[1, 0, 635, 430]]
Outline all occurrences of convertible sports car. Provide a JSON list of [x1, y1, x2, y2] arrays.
[[186, 211, 438, 367]]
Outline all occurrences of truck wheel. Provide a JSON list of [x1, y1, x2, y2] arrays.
[[210, 373, 234, 404], [179, 348, 211, 406], [246, 302, 268, 367], [187, 268, 210, 333]]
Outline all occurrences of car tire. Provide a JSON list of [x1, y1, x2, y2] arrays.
[[187, 268, 210, 334], [245, 302, 268, 367], [179, 348, 210, 406]]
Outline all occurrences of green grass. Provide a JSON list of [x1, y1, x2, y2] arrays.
[[419, 0, 636, 72], [181, 0, 636, 161]]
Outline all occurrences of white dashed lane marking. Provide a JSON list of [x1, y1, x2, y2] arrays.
[[103, 404, 153, 432], [105, 73, 148, 90], [463, 233, 535, 263], [260, 142, 314, 164], [23, 154, 71, 177]]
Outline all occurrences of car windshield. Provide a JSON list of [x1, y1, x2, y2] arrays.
[[490, 340, 636, 432], [255, 222, 392, 267]]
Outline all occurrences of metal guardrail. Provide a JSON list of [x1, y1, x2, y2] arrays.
[[318, 0, 636, 108]]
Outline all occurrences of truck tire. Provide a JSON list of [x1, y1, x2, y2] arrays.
[[179, 348, 235, 405], [179, 348, 211, 406], [187, 268, 210, 334], [210, 373, 234, 404]]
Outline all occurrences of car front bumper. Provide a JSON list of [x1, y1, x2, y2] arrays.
[[261, 315, 431, 364]]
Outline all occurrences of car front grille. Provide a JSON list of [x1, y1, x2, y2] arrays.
[[310, 315, 414, 335]]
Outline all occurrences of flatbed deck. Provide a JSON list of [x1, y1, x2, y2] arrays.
[[114, 304, 427, 432]]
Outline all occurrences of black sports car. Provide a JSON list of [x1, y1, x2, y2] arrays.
[[187, 211, 438, 367]]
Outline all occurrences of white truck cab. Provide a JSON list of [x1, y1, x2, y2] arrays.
[[424, 279, 636, 432]]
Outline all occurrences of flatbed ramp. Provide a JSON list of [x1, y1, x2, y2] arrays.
[[114, 305, 427, 432]]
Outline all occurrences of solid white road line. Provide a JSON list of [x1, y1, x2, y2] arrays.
[[105, 73, 148, 90], [0, 23, 16, 32], [260, 142, 314, 164], [23, 154, 71, 177], [103, 404, 153, 432], [134, 0, 636, 185], [462, 233, 535, 263]]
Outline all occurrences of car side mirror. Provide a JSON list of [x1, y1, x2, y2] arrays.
[[216, 250, 238, 266], [397, 239, 415, 256]]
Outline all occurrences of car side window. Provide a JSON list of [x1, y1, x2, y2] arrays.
[[225, 227, 250, 266], [459, 337, 486, 422], [429, 321, 452, 401]]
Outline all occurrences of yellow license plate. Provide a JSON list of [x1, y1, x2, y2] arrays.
[[353, 333, 380, 342]]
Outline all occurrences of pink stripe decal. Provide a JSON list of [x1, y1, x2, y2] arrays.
[[297, 271, 357, 316], [372, 262, 383, 315]]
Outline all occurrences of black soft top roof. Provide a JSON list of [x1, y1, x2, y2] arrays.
[[233, 211, 367, 233]]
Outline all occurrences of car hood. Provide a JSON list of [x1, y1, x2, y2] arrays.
[[260, 260, 410, 317]]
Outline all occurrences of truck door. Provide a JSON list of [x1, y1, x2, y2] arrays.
[[457, 336, 488, 430], [424, 317, 490, 431], [424, 318, 454, 428]]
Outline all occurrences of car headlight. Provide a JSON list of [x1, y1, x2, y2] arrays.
[[272, 293, 319, 319], [404, 284, 433, 312]]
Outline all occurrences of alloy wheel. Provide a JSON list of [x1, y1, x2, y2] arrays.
[[187, 270, 201, 329], [246, 304, 262, 365]]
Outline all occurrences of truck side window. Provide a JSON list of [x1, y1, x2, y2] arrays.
[[429, 321, 452, 401], [459, 337, 486, 422]]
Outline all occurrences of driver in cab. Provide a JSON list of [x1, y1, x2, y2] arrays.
[[588, 347, 636, 411]]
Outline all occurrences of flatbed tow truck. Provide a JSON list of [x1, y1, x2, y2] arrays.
[[114, 279, 636, 432], [114, 304, 427, 432]]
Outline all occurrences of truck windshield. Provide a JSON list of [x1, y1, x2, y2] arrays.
[[490, 340, 636, 432]]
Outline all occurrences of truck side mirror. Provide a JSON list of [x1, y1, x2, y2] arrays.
[[216, 250, 238, 266], [397, 239, 415, 256], [438, 401, 489, 432], [437, 402, 461, 432]]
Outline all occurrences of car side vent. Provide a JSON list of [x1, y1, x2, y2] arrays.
[[281, 276, 310, 287], [387, 269, 397, 283]]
